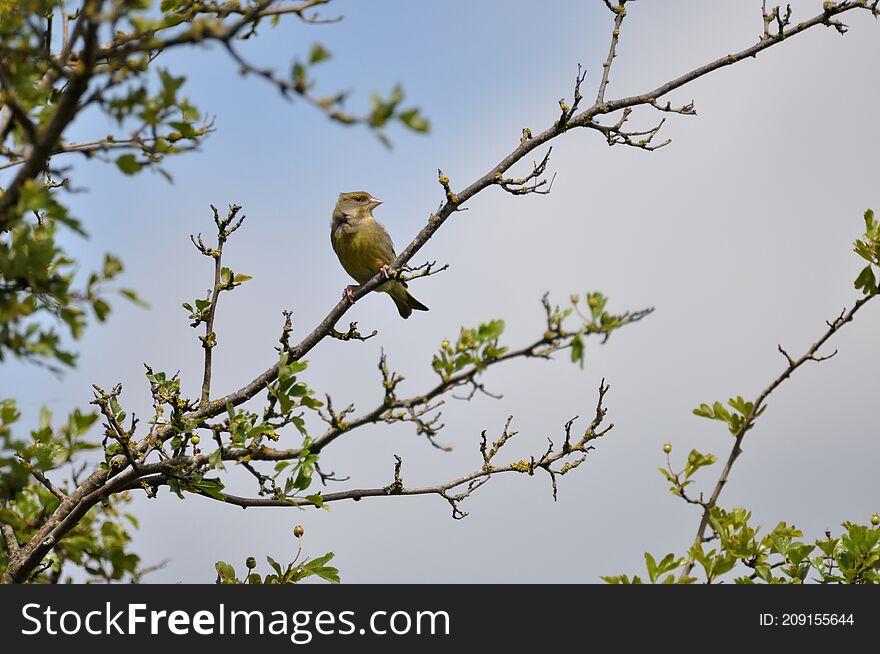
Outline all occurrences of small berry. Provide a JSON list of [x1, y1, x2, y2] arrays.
[[294, 524, 305, 538], [191, 435, 200, 445], [871, 513, 879, 526], [246, 556, 256, 569], [663, 442, 672, 454]]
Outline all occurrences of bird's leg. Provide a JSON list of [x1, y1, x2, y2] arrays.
[[343, 285, 358, 304], [379, 264, 391, 280]]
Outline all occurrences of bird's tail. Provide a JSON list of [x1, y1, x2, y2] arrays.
[[385, 281, 429, 319]]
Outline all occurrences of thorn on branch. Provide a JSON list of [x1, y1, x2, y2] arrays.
[[452, 380, 503, 402], [777, 344, 795, 367], [440, 477, 490, 520], [315, 461, 349, 486], [810, 349, 838, 363]]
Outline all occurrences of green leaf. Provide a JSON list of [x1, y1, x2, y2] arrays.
[[684, 449, 717, 479], [102, 254, 124, 279], [119, 288, 149, 308], [115, 154, 142, 175], [215, 561, 238, 584], [39, 406, 52, 431], [644, 552, 658, 583], [854, 265, 877, 295], [92, 299, 111, 322], [865, 208, 877, 233], [305, 494, 328, 510], [308, 43, 332, 65], [266, 556, 283, 576], [398, 108, 430, 133], [190, 478, 226, 501], [570, 331, 585, 368]]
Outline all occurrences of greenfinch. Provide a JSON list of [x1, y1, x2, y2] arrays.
[[330, 191, 429, 319]]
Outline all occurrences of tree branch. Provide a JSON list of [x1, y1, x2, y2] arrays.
[[195, 204, 245, 407], [678, 292, 878, 580], [121, 381, 614, 519], [596, 1, 629, 104], [1, 523, 20, 559], [26, 465, 66, 501]]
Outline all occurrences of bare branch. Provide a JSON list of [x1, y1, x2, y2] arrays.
[[596, 1, 629, 104], [25, 465, 66, 501]]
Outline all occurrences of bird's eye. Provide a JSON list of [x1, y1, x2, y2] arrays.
[[357, 195, 367, 202]]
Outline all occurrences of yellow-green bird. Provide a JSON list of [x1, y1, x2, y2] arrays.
[[330, 191, 429, 319]]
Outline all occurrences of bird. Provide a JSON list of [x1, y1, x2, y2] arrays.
[[330, 191, 429, 319]]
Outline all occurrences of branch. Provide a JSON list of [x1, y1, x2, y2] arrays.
[[596, 1, 629, 104], [1, 523, 20, 559], [0, 133, 207, 172], [678, 292, 878, 580], [26, 465, 66, 501], [124, 382, 614, 519], [195, 204, 245, 407], [191, 0, 337, 23], [251, 296, 647, 459]]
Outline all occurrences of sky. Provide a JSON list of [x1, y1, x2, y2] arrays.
[[3, 0, 880, 583]]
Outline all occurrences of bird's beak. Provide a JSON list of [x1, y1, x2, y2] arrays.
[[368, 197, 383, 210]]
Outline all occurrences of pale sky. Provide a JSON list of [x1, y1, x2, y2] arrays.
[[3, 0, 879, 583]]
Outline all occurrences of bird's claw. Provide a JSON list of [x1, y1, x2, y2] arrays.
[[379, 264, 391, 280], [344, 285, 357, 304]]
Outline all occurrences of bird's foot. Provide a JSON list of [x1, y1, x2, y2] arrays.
[[379, 264, 391, 280], [343, 285, 358, 304]]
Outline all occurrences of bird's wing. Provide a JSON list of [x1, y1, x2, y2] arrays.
[[374, 220, 397, 262]]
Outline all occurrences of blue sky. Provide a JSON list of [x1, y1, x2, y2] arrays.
[[3, 1, 880, 583]]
